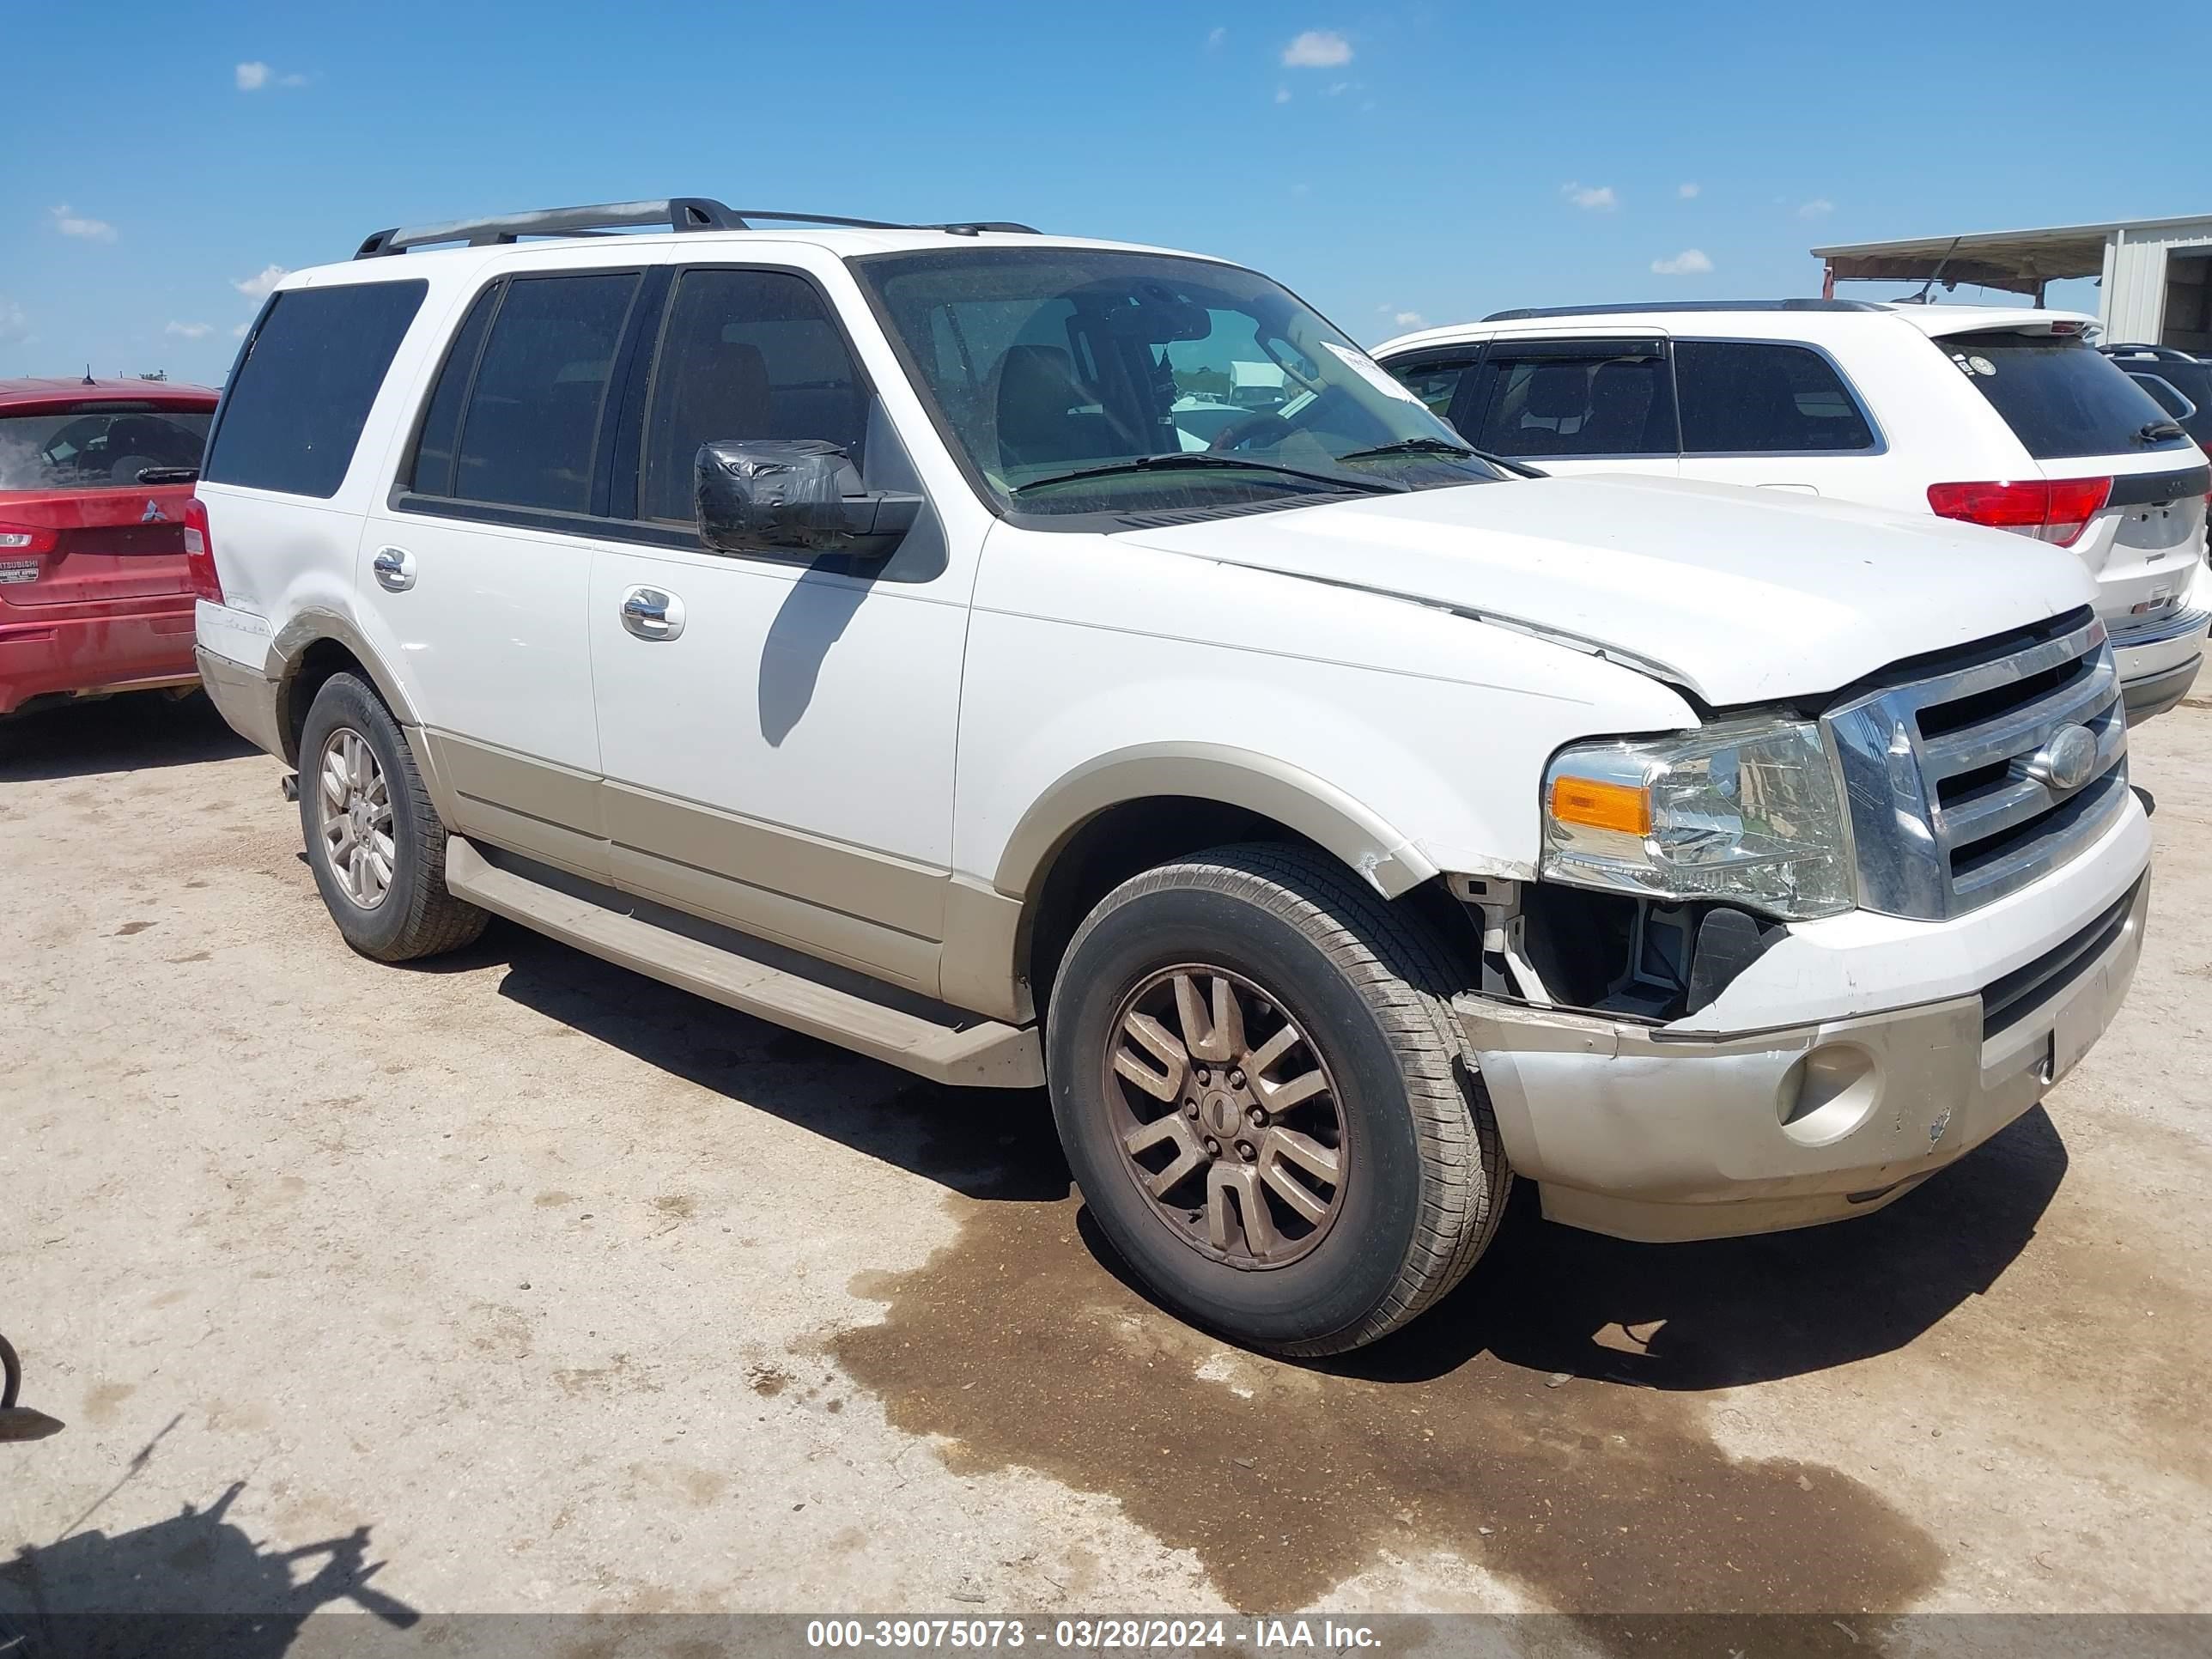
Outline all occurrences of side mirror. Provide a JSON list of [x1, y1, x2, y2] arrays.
[[695, 439, 921, 560]]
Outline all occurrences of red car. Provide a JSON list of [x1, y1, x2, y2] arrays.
[[0, 377, 220, 718]]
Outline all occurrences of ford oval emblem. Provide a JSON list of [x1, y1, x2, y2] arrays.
[[2027, 723, 2099, 793]]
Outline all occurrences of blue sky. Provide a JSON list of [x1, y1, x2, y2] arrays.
[[6, 1, 2208, 386]]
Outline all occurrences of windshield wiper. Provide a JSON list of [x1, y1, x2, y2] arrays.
[[1335, 436, 1547, 479], [136, 466, 198, 485], [1010, 453, 1406, 498], [2132, 420, 2188, 445]]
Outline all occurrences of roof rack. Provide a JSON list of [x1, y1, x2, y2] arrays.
[[1480, 298, 1885, 322], [354, 198, 1038, 258]]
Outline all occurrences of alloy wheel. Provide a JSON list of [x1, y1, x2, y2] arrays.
[[317, 726, 396, 910]]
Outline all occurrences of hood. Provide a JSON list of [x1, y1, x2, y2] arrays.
[[1110, 474, 2099, 705]]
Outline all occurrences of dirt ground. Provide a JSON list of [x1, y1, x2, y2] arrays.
[[3, 690, 2209, 1632]]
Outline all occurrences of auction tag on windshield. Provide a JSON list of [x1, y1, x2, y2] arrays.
[[0, 562, 38, 585], [1322, 341, 1429, 406]]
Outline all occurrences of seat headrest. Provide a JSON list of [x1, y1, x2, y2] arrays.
[[1523, 363, 1590, 421]]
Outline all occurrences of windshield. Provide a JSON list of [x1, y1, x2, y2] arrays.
[[0, 406, 212, 492], [854, 248, 1503, 519]]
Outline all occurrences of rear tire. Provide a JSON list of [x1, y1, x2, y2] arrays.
[[1046, 842, 1508, 1355], [298, 672, 487, 963]]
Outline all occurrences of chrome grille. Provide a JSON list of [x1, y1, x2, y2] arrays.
[[1823, 608, 2129, 920]]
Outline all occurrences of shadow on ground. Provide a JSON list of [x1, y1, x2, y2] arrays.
[[480, 911, 2063, 1389], [0, 693, 252, 784], [0, 1482, 416, 1659]]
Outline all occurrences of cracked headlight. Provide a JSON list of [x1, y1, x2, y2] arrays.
[[1540, 718, 1855, 921]]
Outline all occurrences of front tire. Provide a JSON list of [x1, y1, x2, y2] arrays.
[[298, 672, 487, 963], [1046, 843, 1507, 1355]]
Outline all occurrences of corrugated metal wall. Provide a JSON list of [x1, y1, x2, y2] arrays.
[[2101, 220, 2212, 340]]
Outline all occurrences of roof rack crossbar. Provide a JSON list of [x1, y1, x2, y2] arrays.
[[1480, 298, 1885, 322], [356, 198, 1037, 258]]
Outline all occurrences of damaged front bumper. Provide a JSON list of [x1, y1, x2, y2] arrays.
[[1455, 860, 2151, 1245]]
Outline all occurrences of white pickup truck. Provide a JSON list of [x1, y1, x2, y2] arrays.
[[190, 200, 2151, 1354]]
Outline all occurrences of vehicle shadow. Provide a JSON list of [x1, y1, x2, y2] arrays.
[[479, 920, 1071, 1204], [0, 1481, 417, 1659], [471, 916, 2064, 1394], [0, 693, 252, 783]]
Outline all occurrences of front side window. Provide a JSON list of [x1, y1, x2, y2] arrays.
[[204, 280, 427, 497], [1463, 346, 1675, 459], [452, 271, 641, 512], [1385, 355, 1480, 423], [854, 249, 1501, 520], [639, 269, 868, 523], [1943, 331, 2195, 461], [0, 406, 210, 492], [1674, 341, 1875, 453]]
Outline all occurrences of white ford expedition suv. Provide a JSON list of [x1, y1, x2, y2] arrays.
[[1373, 300, 2211, 723], [191, 200, 2153, 1355]]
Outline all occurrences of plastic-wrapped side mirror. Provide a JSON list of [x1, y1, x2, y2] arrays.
[[694, 440, 919, 560]]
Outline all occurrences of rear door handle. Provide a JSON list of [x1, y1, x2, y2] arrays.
[[619, 585, 685, 641], [371, 546, 416, 592]]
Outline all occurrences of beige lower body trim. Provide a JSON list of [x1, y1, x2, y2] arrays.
[[422, 730, 610, 883], [194, 647, 284, 760], [939, 875, 1032, 1024]]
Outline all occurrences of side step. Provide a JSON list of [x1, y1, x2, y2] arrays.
[[444, 837, 1043, 1089]]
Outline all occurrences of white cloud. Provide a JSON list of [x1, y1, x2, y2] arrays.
[[232, 323, 250, 338], [1282, 29, 1352, 68], [232, 264, 288, 300], [0, 296, 27, 344], [1394, 311, 1425, 326], [235, 61, 270, 89], [1206, 26, 1225, 48], [1650, 248, 1714, 276], [1798, 197, 1835, 219], [278, 71, 308, 87], [1562, 182, 1618, 211], [1273, 85, 1291, 103], [165, 321, 214, 339], [1324, 79, 1363, 96], [1678, 182, 1700, 199], [49, 204, 117, 242]]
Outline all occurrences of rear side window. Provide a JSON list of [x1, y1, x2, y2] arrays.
[[1464, 346, 1676, 458], [1943, 333, 2193, 460], [1387, 356, 1479, 422], [639, 269, 867, 522], [204, 281, 426, 497], [406, 285, 499, 495], [1674, 341, 1875, 453], [453, 271, 641, 513]]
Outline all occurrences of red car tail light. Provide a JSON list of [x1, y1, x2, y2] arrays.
[[1926, 477, 2112, 548], [0, 522, 59, 556], [183, 497, 224, 604]]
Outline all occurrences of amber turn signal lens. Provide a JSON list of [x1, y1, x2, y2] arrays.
[[1548, 775, 1652, 837]]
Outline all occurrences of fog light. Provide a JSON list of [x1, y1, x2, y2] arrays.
[[1777, 1043, 1880, 1146]]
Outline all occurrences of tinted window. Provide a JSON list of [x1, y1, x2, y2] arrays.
[[0, 407, 210, 491], [1944, 333, 2193, 461], [204, 281, 426, 497], [453, 272, 640, 512], [1387, 356, 1478, 422], [640, 270, 868, 522], [1467, 349, 1675, 458], [1674, 341, 1875, 453], [406, 285, 498, 495]]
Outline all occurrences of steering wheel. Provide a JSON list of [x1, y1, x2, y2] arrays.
[[1208, 410, 1297, 453]]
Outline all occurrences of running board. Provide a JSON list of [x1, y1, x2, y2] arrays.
[[444, 837, 1043, 1089]]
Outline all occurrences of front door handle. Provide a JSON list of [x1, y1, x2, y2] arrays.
[[619, 585, 685, 641], [372, 546, 416, 592]]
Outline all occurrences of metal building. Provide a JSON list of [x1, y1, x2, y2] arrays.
[[1812, 214, 2212, 350]]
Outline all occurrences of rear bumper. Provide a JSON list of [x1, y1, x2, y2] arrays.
[[0, 605, 198, 715], [1457, 818, 2151, 1243], [193, 645, 285, 759], [2112, 607, 2207, 723]]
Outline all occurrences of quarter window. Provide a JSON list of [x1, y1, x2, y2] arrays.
[[203, 281, 427, 498], [639, 270, 868, 523], [1465, 347, 1675, 458], [451, 272, 641, 513], [1674, 341, 1875, 453]]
